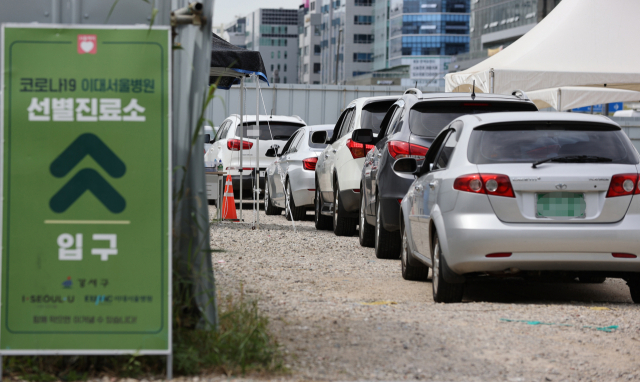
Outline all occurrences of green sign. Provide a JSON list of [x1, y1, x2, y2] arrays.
[[1, 25, 171, 354]]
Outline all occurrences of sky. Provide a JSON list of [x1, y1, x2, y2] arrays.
[[213, 0, 303, 27]]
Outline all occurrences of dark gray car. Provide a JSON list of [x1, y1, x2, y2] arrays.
[[356, 89, 539, 259]]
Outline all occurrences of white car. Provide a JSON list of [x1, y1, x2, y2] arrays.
[[205, 114, 306, 200], [264, 124, 334, 220], [312, 96, 398, 235]]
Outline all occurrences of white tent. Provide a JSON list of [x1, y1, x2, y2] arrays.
[[445, 0, 640, 95], [527, 87, 640, 111]]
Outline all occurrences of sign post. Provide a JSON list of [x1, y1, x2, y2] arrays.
[[0, 24, 171, 367]]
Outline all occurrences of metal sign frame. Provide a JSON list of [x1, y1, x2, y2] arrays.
[[0, 23, 172, 359]]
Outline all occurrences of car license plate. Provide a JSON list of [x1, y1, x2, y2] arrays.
[[536, 192, 585, 218]]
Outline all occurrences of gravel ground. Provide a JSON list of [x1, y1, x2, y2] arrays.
[[209, 204, 640, 382]]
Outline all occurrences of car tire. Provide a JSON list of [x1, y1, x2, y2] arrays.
[[264, 180, 281, 216], [431, 233, 464, 303], [401, 224, 429, 281], [285, 179, 306, 221], [578, 275, 607, 284], [333, 178, 357, 236], [374, 197, 401, 259], [628, 277, 640, 304], [314, 179, 333, 230], [359, 189, 374, 247]]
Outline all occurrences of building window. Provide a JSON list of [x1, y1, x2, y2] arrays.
[[353, 34, 374, 44], [353, 53, 373, 62], [304, 26, 309, 37], [284, 76, 287, 83], [304, 64, 309, 74], [354, 15, 373, 25], [271, 64, 274, 72], [313, 63, 321, 74], [310, 1, 315, 11], [304, 46, 309, 56], [278, 51, 281, 58], [314, 45, 321, 55], [284, 64, 287, 72], [353, 71, 370, 77], [271, 51, 274, 59], [354, 0, 373, 5], [314, 25, 321, 36], [277, 64, 281, 71], [313, 81, 320, 84], [284, 51, 288, 59]]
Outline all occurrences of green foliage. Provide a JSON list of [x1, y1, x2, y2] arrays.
[[2, 294, 284, 379]]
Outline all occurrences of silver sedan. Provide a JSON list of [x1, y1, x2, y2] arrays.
[[395, 112, 640, 303], [264, 125, 334, 220]]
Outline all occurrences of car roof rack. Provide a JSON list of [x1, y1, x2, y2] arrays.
[[511, 89, 530, 100], [404, 88, 423, 97]]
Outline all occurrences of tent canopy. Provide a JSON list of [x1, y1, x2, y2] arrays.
[[209, 33, 268, 89], [528, 87, 640, 111], [445, 0, 640, 95]]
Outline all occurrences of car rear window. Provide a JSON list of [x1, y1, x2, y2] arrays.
[[409, 101, 538, 137], [467, 123, 639, 164], [240, 122, 305, 141], [308, 130, 334, 149], [361, 101, 396, 134]]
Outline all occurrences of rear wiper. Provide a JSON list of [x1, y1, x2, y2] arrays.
[[532, 155, 612, 168], [272, 135, 290, 140]]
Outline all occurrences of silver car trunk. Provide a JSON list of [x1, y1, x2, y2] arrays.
[[477, 163, 639, 223]]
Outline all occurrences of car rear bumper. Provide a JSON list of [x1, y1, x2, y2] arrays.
[[289, 168, 316, 207], [443, 211, 640, 275]]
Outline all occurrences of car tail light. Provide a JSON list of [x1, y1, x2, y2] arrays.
[[486, 253, 512, 258], [453, 173, 515, 198], [227, 139, 253, 151], [612, 253, 637, 258], [346, 139, 374, 159], [353, 189, 360, 193], [387, 141, 429, 159], [302, 157, 318, 171], [606, 173, 640, 197]]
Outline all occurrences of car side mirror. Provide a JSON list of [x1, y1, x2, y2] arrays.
[[311, 130, 328, 144], [351, 128, 373, 144], [392, 158, 418, 173], [204, 134, 211, 143], [265, 147, 277, 157]]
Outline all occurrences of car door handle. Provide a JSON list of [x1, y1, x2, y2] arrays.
[[414, 184, 424, 192], [377, 152, 382, 157], [332, 149, 337, 153], [429, 181, 437, 190]]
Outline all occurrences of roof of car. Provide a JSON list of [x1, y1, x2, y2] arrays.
[[348, 95, 400, 108], [416, 92, 533, 102], [229, 114, 306, 125], [456, 111, 618, 128], [306, 124, 335, 131]]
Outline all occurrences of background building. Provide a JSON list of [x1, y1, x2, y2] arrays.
[[226, 9, 299, 84], [451, 0, 561, 72], [370, 0, 470, 89], [298, 2, 323, 84]]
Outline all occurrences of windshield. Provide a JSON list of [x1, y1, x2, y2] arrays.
[[409, 102, 538, 137], [361, 101, 396, 134], [240, 122, 305, 141], [308, 130, 334, 149], [468, 124, 639, 164]]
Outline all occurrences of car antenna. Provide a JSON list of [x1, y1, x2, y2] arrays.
[[270, 108, 273, 119], [471, 80, 476, 100]]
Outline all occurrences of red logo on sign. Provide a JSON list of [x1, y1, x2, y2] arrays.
[[77, 34, 97, 54]]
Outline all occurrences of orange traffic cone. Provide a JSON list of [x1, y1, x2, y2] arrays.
[[221, 175, 239, 221]]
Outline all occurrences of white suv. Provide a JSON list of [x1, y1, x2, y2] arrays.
[[205, 114, 306, 199], [313, 96, 398, 235]]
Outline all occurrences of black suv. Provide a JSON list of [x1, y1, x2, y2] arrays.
[[355, 89, 538, 259]]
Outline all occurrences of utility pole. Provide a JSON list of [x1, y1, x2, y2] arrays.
[[334, 28, 343, 84]]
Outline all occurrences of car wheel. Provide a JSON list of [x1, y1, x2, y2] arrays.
[[285, 179, 306, 221], [628, 277, 640, 303], [374, 197, 401, 259], [333, 177, 357, 236], [578, 275, 607, 284], [431, 232, 464, 303], [314, 179, 333, 230], [401, 224, 429, 281], [359, 189, 374, 247], [264, 179, 281, 216]]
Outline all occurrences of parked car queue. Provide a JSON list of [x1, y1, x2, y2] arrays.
[[209, 88, 640, 304]]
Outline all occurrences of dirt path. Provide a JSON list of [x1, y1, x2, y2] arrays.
[[210, 206, 640, 382]]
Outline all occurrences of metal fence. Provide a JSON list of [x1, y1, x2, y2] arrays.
[[205, 83, 445, 127]]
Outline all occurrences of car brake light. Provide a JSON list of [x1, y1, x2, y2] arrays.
[[486, 253, 512, 258], [227, 139, 253, 151], [387, 141, 429, 160], [606, 173, 640, 197], [453, 173, 515, 198], [462, 103, 490, 107], [612, 253, 637, 258], [302, 157, 318, 171], [346, 139, 374, 159]]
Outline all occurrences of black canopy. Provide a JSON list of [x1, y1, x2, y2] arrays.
[[210, 33, 269, 89]]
